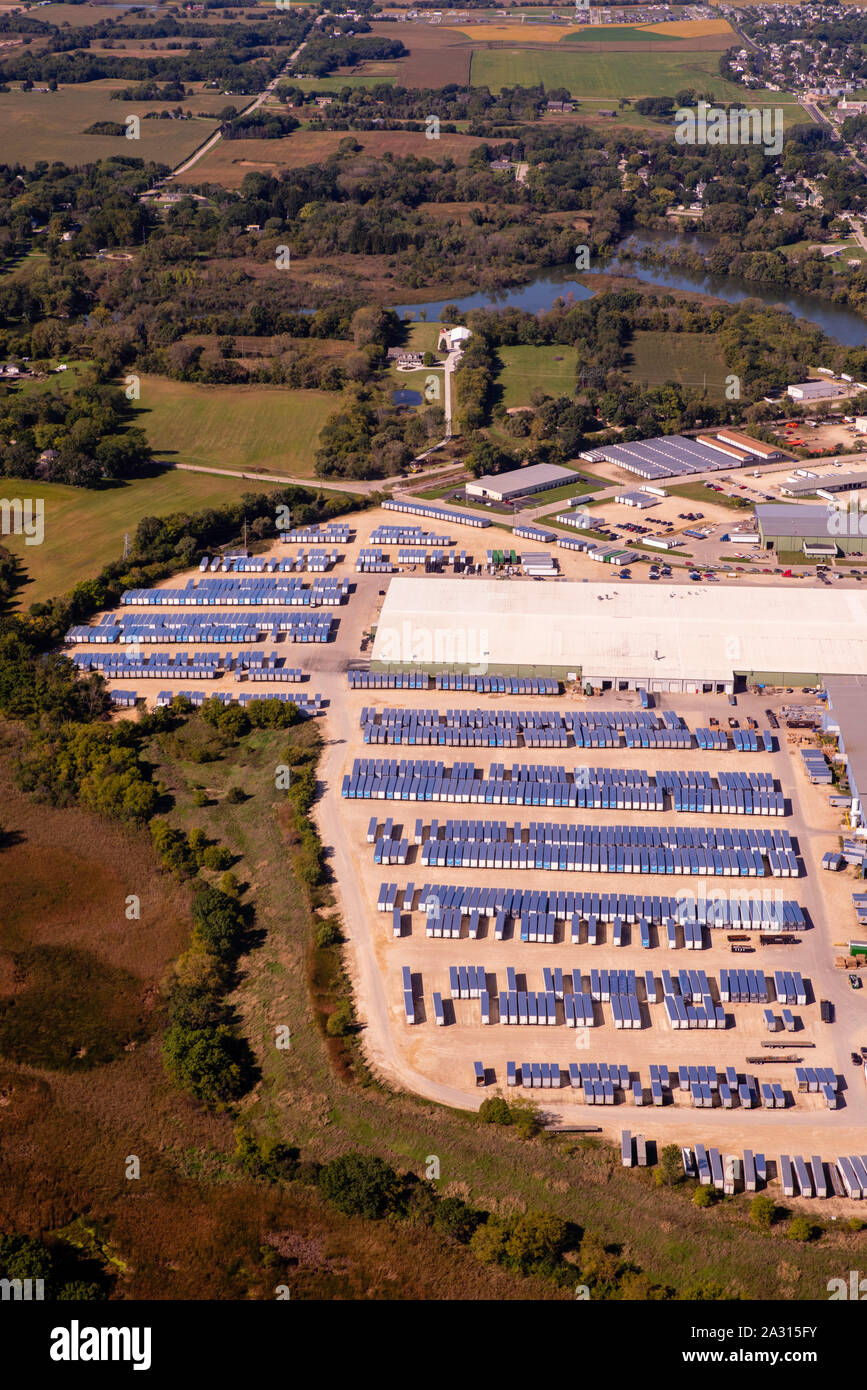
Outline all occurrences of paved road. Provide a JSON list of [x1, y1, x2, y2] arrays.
[[161, 456, 460, 494], [153, 19, 318, 187], [803, 101, 867, 178]]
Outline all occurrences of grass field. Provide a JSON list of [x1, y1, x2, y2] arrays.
[[624, 331, 730, 401], [2, 471, 285, 607], [495, 344, 579, 408], [133, 376, 337, 476], [177, 126, 500, 187], [667, 481, 754, 509], [0, 736, 546, 1301], [0, 80, 226, 168], [470, 48, 793, 102]]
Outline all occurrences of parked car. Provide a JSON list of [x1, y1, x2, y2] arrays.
[[850, 974, 863, 990]]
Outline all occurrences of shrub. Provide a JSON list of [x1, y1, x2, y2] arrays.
[[162, 1023, 253, 1106], [317, 1153, 400, 1219], [314, 917, 342, 948], [750, 1194, 777, 1229], [509, 1096, 542, 1138], [433, 1196, 480, 1244], [693, 1186, 714, 1208], [787, 1216, 814, 1242], [225, 786, 246, 804], [191, 886, 244, 960], [478, 1096, 512, 1126], [202, 844, 232, 871], [325, 1000, 353, 1037], [192, 788, 208, 807], [658, 1143, 683, 1186], [219, 871, 240, 898]]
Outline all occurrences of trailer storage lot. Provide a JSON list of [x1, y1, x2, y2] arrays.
[[69, 506, 867, 1180]]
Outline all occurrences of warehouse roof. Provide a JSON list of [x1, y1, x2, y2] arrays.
[[825, 675, 867, 800], [783, 470, 867, 496], [373, 577, 867, 681], [755, 503, 832, 537], [467, 463, 573, 496]]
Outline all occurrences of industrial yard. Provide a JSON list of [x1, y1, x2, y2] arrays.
[[61, 500, 867, 1211]]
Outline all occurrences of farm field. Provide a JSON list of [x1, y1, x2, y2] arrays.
[[365, 21, 474, 86], [177, 125, 502, 186], [133, 376, 337, 477], [624, 330, 730, 401], [0, 81, 226, 168], [470, 48, 794, 102], [2, 471, 284, 607], [495, 344, 579, 407], [291, 74, 397, 93]]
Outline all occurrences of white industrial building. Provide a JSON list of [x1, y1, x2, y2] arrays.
[[371, 577, 867, 690], [466, 462, 574, 503], [788, 380, 847, 400]]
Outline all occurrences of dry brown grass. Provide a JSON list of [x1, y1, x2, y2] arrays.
[[178, 127, 497, 188], [0, 723, 556, 1300]]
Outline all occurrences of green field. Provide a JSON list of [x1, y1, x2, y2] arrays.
[[625, 330, 730, 400], [0, 80, 226, 168], [667, 481, 754, 509], [495, 344, 579, 407], [557, 25, 673, 41], [133, 376, 339, 475], [2, 471, 289, 607], [470, 48, 794, 102], [294, 75, 396, 93]]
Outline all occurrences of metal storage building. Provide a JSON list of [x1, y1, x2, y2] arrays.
[[466, 463, 575, 502]]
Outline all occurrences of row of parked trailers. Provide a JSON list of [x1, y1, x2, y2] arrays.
[[382, 498, 490, 528], [199, 551, 337, 572], [362, 707, 683, 732], [279, 524, 352, 544], [505, 1060, 629, 1091], [152, 689, 322, 714], [407, 822, 794, 878], [415, 908, 726, 947], [356, 706, 766, 751], [121, 577, 348, 607], [344, 759, 782, 813], [377, 881, 805, 930], [69, 613, 335, 645], [347, 673, 561, 693], [801, 748, 833, 784], [356, 549, 393, 574], [369, 526, 452, 546], [655, 1146, 867, 1202], [74, 651, 305, 681], [432, 965, 808, 1009]]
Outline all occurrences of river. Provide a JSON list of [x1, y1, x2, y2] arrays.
[[392, 233, 867, 347]]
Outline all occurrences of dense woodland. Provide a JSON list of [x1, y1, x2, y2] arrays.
[[0, 61, 864, 481]]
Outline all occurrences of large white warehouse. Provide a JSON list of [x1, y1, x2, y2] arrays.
[[371, 578, 867, 691]]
